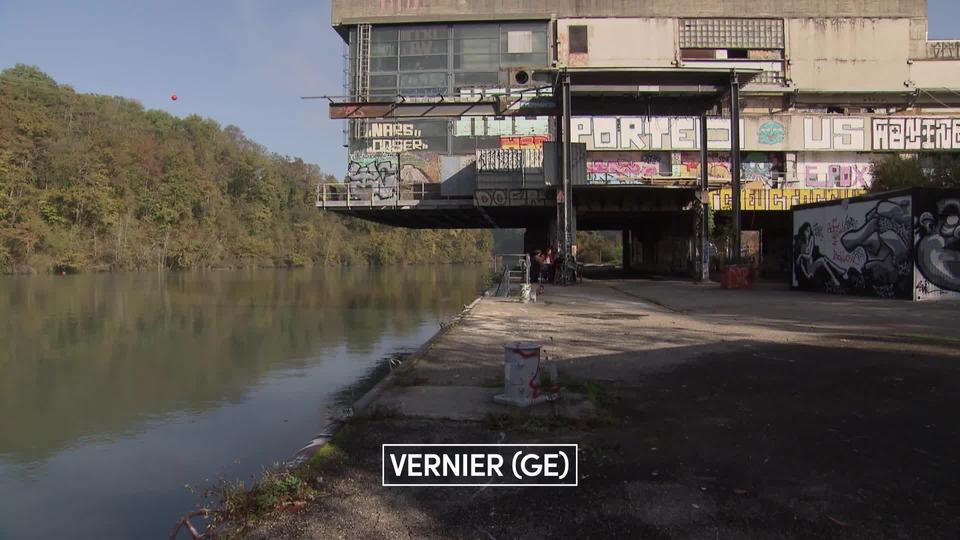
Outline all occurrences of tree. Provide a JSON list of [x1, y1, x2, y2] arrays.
[[870, 155, 960, 192], [0, 66, 492, 273]]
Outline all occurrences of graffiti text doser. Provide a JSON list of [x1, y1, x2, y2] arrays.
[[367, 123, 429, 153]]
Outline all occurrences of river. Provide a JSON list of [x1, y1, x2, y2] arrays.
[[0, 265, 486, 539]]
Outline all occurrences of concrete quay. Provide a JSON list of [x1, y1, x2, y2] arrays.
[[247, 280, 960, 539]]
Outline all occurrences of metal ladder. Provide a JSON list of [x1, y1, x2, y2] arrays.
[[494, 255, 531, 297], [353, 23, 372, 140]]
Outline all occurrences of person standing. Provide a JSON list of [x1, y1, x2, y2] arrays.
[[543, 247, 555, 283]]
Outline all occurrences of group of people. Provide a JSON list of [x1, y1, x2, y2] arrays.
[[531, 247, 565, 285]]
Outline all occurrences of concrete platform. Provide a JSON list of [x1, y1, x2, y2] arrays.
[[247, 278, 960, 540], [374, 385, 596, 421]]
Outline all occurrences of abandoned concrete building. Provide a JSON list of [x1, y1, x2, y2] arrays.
[[319, 0, 960, 277]]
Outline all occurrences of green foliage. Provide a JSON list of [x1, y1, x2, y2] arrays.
[[0, 65, 491, 273], [214, 468, 315, 525], [576, 231, 622, 265], [870, 154, 960, 192]]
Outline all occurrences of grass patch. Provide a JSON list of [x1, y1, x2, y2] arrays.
[[483, 376, 621, 433], [207, 414, 367, 534], [210, 467, 317, 532], [351, 404, 402, 422], [562, 379, 613, 407]]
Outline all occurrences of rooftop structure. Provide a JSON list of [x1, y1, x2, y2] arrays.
[[319, 0, 960, 278]]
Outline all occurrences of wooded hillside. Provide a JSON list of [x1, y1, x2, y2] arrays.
[[0, 65, 491, 273]]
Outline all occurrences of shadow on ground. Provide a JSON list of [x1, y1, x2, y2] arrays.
[[246, 340, 960, 539]]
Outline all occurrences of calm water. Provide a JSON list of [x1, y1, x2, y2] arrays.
[[0, 266, 486, 539]]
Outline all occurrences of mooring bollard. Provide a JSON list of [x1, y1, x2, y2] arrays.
[[493, 341, 554, 408]]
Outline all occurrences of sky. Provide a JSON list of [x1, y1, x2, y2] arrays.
[[1, 0, 959, 176], [0, 0, 346, 173]]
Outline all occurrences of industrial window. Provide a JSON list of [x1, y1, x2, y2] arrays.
[[569, 25, 588, 54], [507, 31, 533, 53], [353, 22, 549, 153], [362, 22, 547, 96], [679, 18, 784, 49], [500, 23, 547, 67]]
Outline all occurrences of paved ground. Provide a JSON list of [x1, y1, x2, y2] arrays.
[[244, 279, 960, 539]]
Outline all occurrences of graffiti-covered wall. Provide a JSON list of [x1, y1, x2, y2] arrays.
[[913, 190, 960, 301], [793, 195, 913, 299], [791, 189, 960, 301]]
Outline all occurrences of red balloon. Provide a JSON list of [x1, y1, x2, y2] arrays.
[[170, 94, 178, 101]]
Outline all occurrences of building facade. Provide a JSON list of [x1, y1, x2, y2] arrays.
[[324, 0, 960, 275]]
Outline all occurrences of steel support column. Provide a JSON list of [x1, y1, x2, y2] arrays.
[[729, 71, 742, 261], [561, 71, 574, 283], [698, 112, 710, 281]]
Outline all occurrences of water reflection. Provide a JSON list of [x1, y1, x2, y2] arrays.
[[0, 265, 484, 538]]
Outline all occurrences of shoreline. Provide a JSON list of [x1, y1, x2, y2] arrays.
[[172, 289, 491, 538], [1, 259, 492, 277], [285, 294, 486, 469], [231, 279, 960, 539]]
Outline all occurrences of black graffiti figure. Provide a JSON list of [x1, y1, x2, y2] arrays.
[[795, 199, 913, 298], [916, 198, 960, 292], [839, 199, 912, 295], [794, 222, 848, 290], [346, 158, 399, 200]]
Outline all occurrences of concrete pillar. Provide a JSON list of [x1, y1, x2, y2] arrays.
[[729, 72, 742, 260], [696, 113, 710, 282], [622, 229, 633, 271]]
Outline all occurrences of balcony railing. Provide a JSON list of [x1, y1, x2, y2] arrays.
[[476, 148, 544, 173], [317, 182, 462, 209]]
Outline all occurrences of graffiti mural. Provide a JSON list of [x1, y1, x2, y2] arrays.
[[677, 152, 780, 184], [474, 189, 549, 207], [797, 152, 874, 189], [914, 195, 960, 300], [345, 152, 440, 200], [571, 117, 746, 151], [758, 121, 786, 145], [742, 153, 782, 185], [679, 152, 732, 180], [802, 117, 866, 151], [927, 40, 960, 59], [873, 118, 960, 150], [477, 148, 543, 172], [346, 154, 400, 200], [399, 152, 440, 183], [712, 188, 865, 212], [453, 116, 550, 137], [586, 153, 667, 184], [793, 197, 913, 298], [367, 123, 429, 152], [501, 135, 551, 149]]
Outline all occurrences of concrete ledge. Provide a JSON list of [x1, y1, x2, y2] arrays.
[[376, 385, 597, 421]]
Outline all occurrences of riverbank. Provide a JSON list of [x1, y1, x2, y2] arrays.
[[2, 257, 493, 276], [0, 266, 491, 539], [223, 279, 960, 539]]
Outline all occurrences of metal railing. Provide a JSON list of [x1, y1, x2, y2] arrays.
[[476, 148, 545, 174], [317, 182, 447, 208], [491, 254, 531, 297]]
